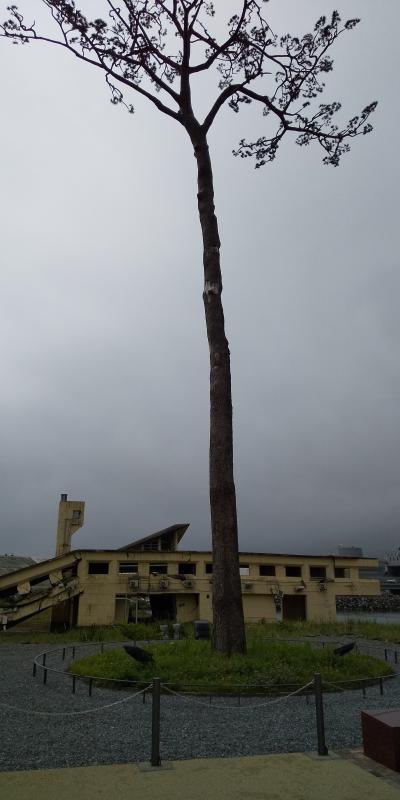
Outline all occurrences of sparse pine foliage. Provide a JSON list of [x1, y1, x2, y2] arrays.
[[1, 2, 377, 655]]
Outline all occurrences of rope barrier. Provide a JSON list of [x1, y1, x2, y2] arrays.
[[161, 680, 314, 710], [321, 680, 347, 693], [0, 684, 152, 717]]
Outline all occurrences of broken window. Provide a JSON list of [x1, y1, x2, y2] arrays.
[[335, 567, 350, 579], [149, 564, 168, 575], [285, 565, 302, 577], [259, 564, 276, 576], [119, 562, 139, 574], [88, 562, 109, 575], [310, 566, 327, 580], [178, 563, 196, 575]]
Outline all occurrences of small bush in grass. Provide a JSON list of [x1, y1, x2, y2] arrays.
[[117, 622, 162, 641], [76, 626, 110, 642]]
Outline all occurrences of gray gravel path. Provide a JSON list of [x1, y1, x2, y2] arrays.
[[0, 640, 399, 771]]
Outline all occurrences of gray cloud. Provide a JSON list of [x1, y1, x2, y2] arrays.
[[0, 1, 399, 559]]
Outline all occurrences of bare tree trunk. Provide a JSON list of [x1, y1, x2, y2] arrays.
[[191, 130, 246, 655]]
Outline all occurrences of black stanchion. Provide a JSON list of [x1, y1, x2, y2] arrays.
[[72, 646, 76, 660], [151, 678, 161, 767], [32, 661, 37, 677], [384, 648, 388, 662], [62, 647, 66, 661], [42, 653, 47, 684], [314, 673, 328, 756]]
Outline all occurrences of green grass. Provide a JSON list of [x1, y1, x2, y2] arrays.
[[247, 619, 400, 644], [68, 638, 393, 692], [0, 622, 162, 645], [3, 618, 400, 646]]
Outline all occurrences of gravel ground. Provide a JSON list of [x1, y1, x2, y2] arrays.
[[0, 639, 400, 771]]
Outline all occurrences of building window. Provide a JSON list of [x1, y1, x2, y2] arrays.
[[285, 565, 302, 577], [119, 563, 139, 574], [143, 541, 159, 551], [72, 510, 81, 519], [359, 567, 379, 579], [335, 567, 350, 579], [310, 566, 327, 580], [259, 565, 276, 576], [149, 564, 168, 575], [88, 562, 109, 575], [239, 565, 250, 576], [178, 563, 196, 576], [205, 563, 213, 574]]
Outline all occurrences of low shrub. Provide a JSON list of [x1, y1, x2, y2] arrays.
[[117, 622, 162, 641]]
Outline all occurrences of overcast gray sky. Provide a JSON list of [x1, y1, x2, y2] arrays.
[[1, 1, 399, 559]]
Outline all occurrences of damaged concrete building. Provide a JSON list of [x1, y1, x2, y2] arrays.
[[0, 495, 381, 631]]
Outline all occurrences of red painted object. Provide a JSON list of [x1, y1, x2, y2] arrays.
[[361, 709, 400, 771]]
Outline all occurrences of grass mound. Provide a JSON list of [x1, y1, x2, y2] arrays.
[[68, 639, 393, 692]]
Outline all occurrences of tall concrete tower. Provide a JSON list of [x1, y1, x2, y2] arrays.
[[55, 494, 85, 557]]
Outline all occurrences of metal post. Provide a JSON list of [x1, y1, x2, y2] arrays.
[[384, 648, 388, 662], [151, 678, 161, 767], [379, 677, 384, 695], [72, 646, 76, 660], [314, 673, 328, 756], [32, 661, 37, 677], [43, 667, 48, 685], [62, 647, 66, 661]]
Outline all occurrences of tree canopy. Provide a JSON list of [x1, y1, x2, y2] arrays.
[[2, 2, 376, 166]]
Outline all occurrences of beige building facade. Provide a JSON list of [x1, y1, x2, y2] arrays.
[[0, 497, 381, 630]]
